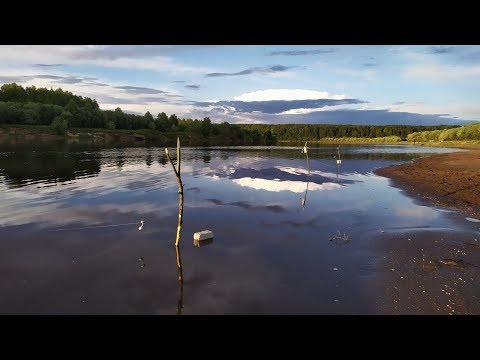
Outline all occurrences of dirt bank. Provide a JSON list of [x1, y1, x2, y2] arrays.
[[374, 149, 480, 219]]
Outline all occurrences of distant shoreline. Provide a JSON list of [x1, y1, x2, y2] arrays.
[[374, 148, 480, 218], [2, 124, 480, 148]]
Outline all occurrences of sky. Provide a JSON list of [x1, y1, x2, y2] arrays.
[[1, 45, 479, 125]]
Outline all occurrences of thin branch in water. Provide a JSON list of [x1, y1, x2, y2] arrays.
[[175, 245, 184, 315], [165, 138, 185, 314], [301, 181, 309, 209], [301, 141, 310, 208], [301, 141, 310, 175], [165, 137, 184, 247]]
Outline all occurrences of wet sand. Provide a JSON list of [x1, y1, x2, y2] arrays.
[[375, 149, 480, 219], [371, 229, 480, 314], [373, 148, 480, 314]]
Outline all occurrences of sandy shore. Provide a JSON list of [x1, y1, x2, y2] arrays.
[[375, 149, 480, 219], [371, 229, 480, 314]]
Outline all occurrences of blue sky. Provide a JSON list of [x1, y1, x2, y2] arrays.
[[1, 45, 479, 125]]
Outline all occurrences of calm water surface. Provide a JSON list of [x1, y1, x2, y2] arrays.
[[0, 143, 477, 314]]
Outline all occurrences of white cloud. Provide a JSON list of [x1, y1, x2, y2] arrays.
[[279, 103, 360, 115], [206, 175, 220, 181], [275, 166, 338, 178], [232, 177, 341, 193], [100, 102, 193, 117], [233, 89, 346, 101], [279, 107, 326, 115], [405, 64, 480, 80], [395, 206, 438, 220], [387, 102, 480, 120], [356, 101, 480, 121], [0, 45, 212, 74]]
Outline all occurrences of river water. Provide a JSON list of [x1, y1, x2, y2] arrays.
[[0, 143, 478, 314]]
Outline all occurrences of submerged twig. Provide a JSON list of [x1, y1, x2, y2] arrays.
[[329, 230, 352, 245]]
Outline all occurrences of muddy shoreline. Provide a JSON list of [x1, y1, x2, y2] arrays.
[[374, 148, 480, 219]]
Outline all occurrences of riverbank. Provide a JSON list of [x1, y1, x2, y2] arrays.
[[279, 136, 404, 145], [4, 124, 480, 147], [0, 125, 244, 146], [374, 147, 480, 218]]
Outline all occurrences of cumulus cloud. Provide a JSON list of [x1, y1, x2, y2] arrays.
[[234, 89, 346, 101], [266, 48, 337, 56], [232, 177, 342, 193], [206, 65, 295, 77]]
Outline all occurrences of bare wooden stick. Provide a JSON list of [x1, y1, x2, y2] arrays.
[[165, 137, 185, 314], [176, 137, 181, 175], [301, 181, 309, 209], [301, 141, 310, 209], [165, 137, 184, 247], [304, 141, 310, 175]]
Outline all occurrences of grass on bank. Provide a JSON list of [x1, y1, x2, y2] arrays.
[[279, 136, 404, 144]]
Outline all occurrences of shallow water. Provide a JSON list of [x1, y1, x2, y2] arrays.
[[0, 143, 478, 314]]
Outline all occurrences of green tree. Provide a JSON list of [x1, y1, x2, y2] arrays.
[[51, 111, 71, 135], [157, 112, 169, 131], [105, 120, 116, 130]]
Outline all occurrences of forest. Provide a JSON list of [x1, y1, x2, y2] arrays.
[[407, 122, 480, 142], [237, 124, 458, 142], [0, 83, 460, 144]]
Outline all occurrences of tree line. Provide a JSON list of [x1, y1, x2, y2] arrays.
[[238, 123, 459, 142], [407, 122, 480, 142], [0, 83, 460, 144]]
